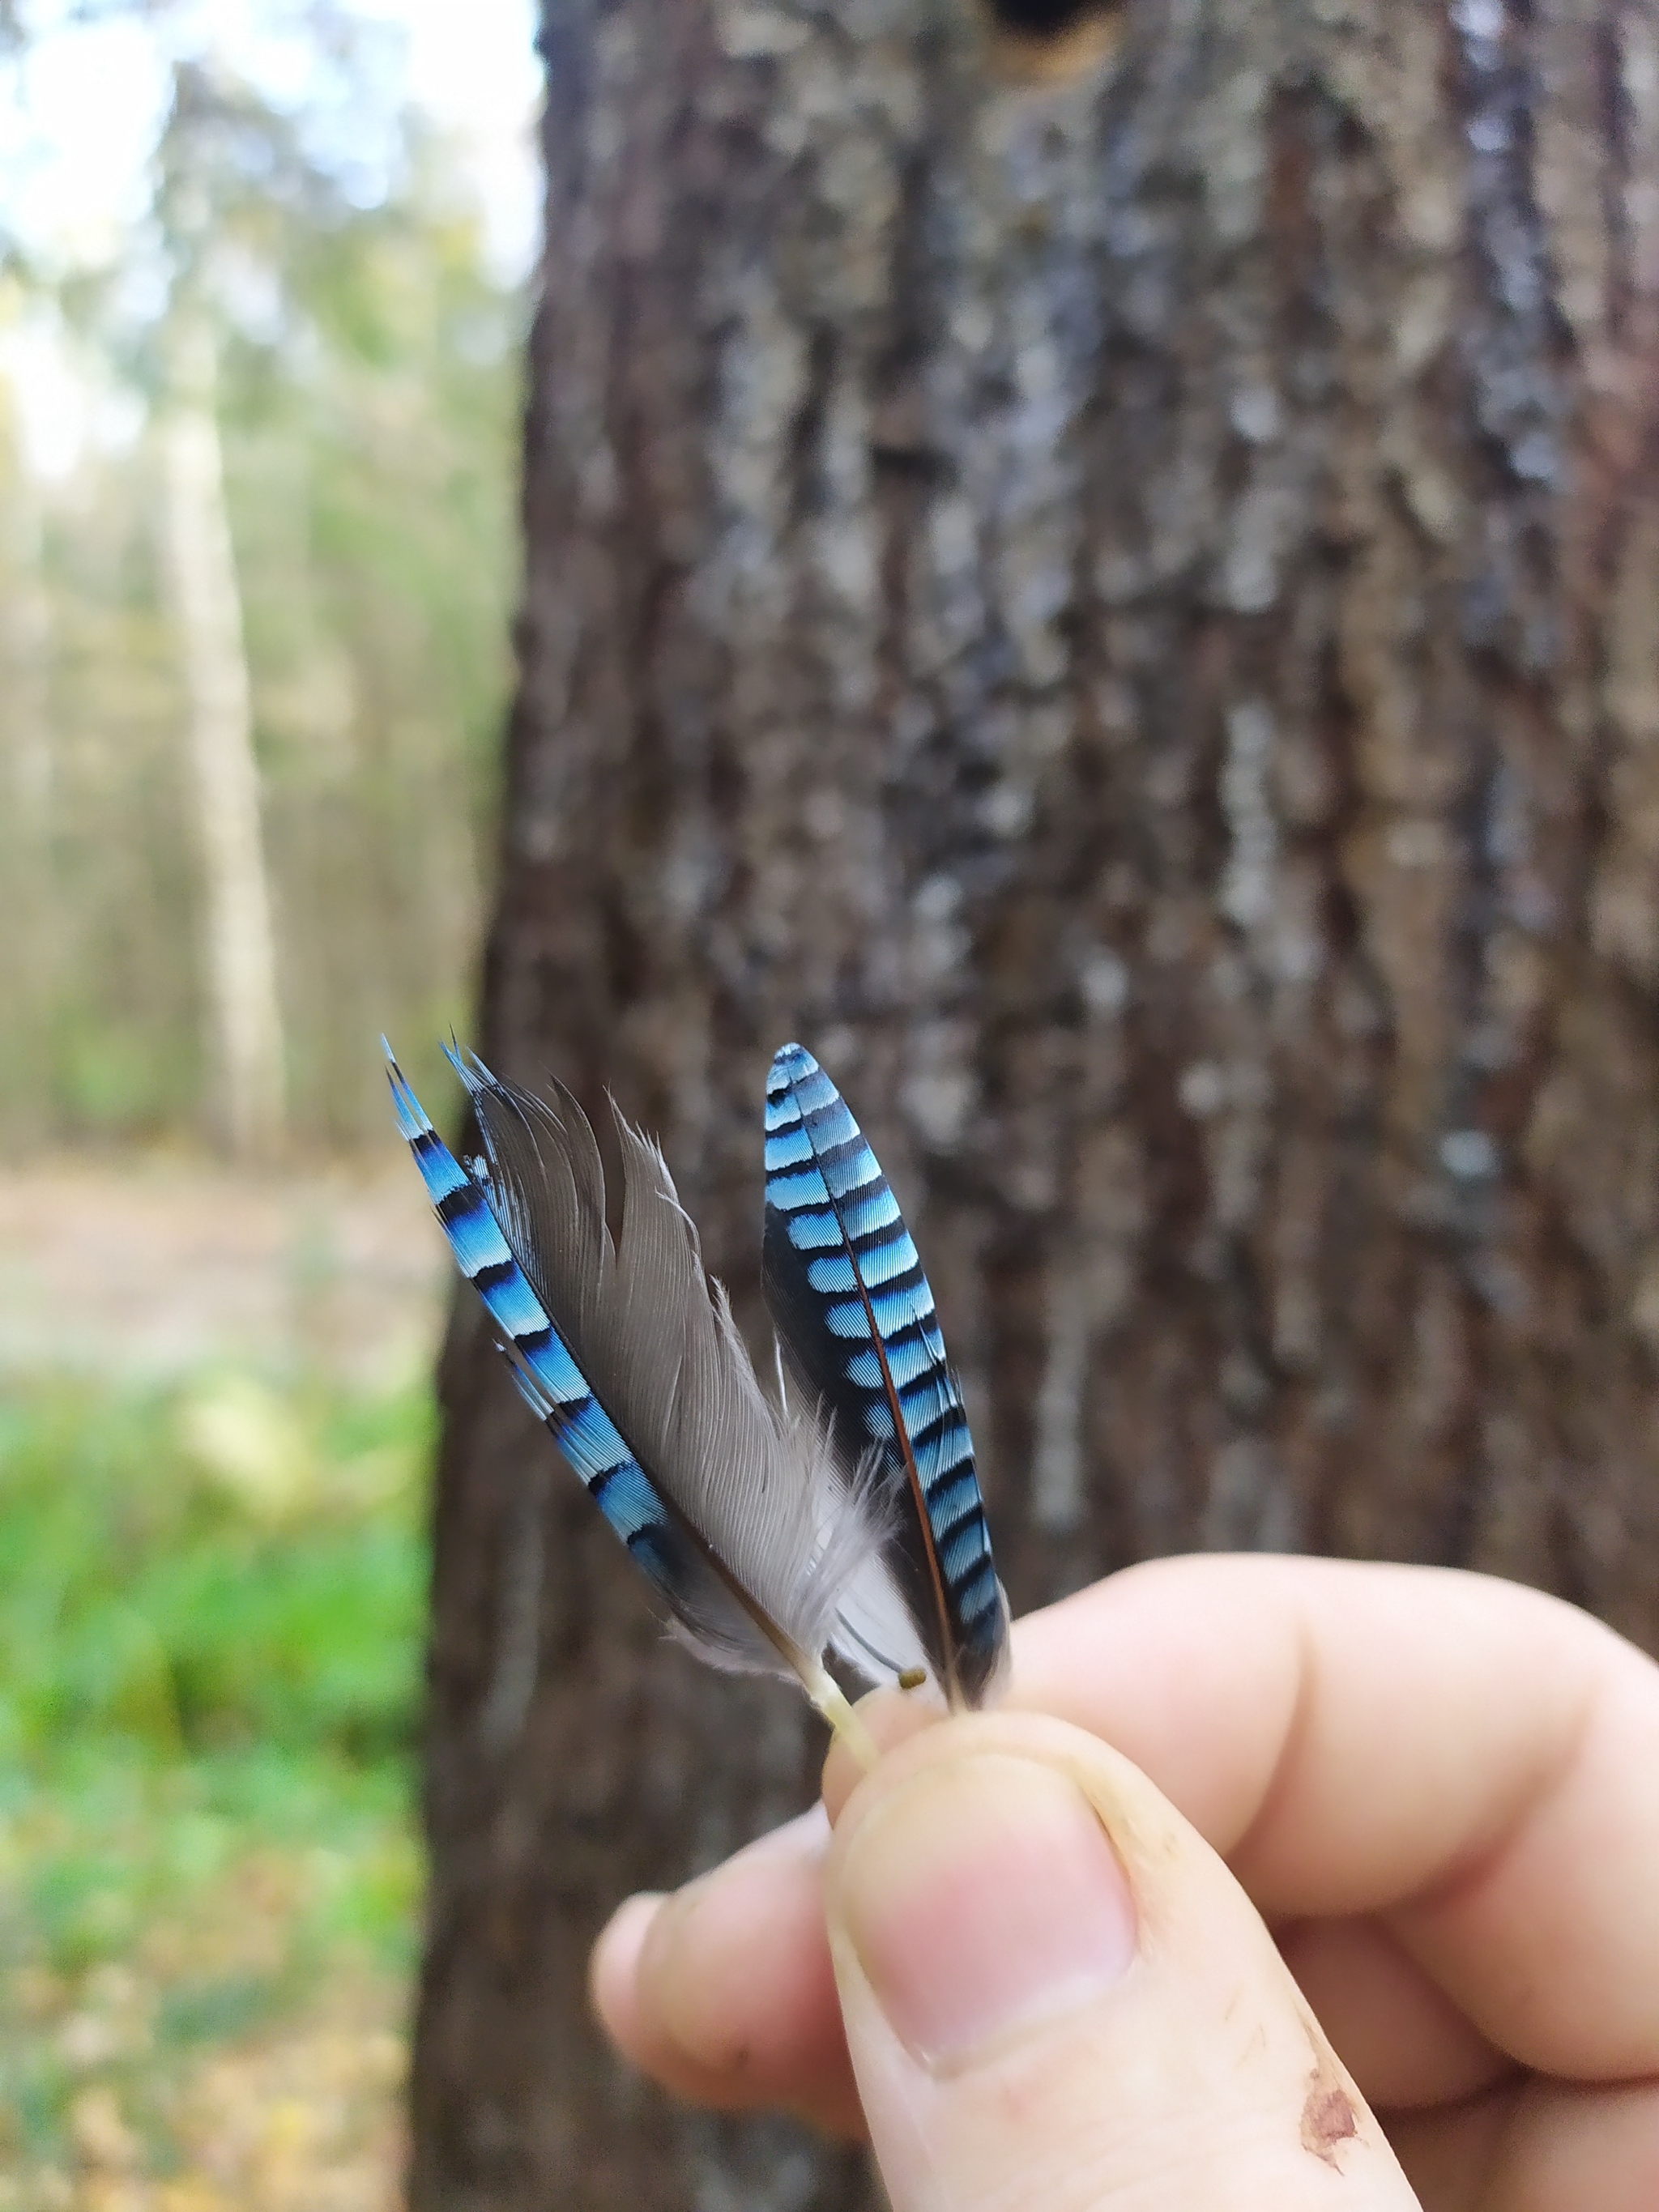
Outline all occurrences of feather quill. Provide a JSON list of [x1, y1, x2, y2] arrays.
[[384, 1040, 917, 1757], [762, 1042, 1009, 1709]]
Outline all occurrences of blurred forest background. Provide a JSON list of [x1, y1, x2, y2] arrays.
[[0, 2, 535, 2204]]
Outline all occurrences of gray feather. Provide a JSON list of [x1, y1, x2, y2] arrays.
[[450, 1050, 923, 1694]]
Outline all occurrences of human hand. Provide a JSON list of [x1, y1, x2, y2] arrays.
[[591, 1558, 1659, 2209]]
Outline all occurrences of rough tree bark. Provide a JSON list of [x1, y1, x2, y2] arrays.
[[412, 0, 1659, 2205]]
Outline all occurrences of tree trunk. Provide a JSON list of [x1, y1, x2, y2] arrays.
[[0, 382, 56, 1140], [412, 0, 1659, 2204], [161, 314, 287, 1162]]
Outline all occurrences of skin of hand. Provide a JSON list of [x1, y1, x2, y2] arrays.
[[591, 1558, 1659, 2211]]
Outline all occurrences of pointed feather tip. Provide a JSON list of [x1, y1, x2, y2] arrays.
[[382, 1040, 433, 1142], [442, 1038, 522, 1106], [440, 1036, 477, 1089], [769, 1042, 819, 1088]]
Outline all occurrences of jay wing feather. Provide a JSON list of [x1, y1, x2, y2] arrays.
[[761, 1042, 1009, 1710], [382, 1040, 895, 1758]]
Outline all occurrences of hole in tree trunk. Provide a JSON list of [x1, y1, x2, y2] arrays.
[[982, 0, 1128, 84], [988, 0, 1099, 32]]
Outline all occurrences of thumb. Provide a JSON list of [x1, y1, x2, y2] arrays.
[[823, 1711, 1419, 2212]]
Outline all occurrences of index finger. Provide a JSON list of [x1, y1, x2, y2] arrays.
[[1004, 1556, 1659, 2079]]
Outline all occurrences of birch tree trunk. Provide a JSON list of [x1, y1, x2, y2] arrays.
[[161, 314, 287, 1161], [413, 0, 1659, 2204], [0, 381, 55, 1137]]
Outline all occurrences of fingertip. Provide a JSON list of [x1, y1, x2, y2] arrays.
[[832, 1745, 1138, 2069], [590, 1890, 664, 2065], [588, 1813, 864, 2133]]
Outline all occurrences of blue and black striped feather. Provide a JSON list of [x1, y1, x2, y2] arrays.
[[762, 1042, 1009, 1709], [384, 1041, 923, 1701]]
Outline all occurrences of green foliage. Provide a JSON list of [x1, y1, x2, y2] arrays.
[[0, 1368, 427, 2174], [0, 1372, 430, 1769]]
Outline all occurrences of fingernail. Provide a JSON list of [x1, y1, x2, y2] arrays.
[[836, 1754, 1137, 2069]]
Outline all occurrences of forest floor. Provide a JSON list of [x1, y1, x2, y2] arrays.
[[0, 1161, 442, 1392], [0, 1157, 444, 2212]]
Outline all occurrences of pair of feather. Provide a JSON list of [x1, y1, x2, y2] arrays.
[[385, 1037, 1007, 1761]]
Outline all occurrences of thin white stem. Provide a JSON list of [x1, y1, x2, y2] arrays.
[[803, 1664, 878, 1772]]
